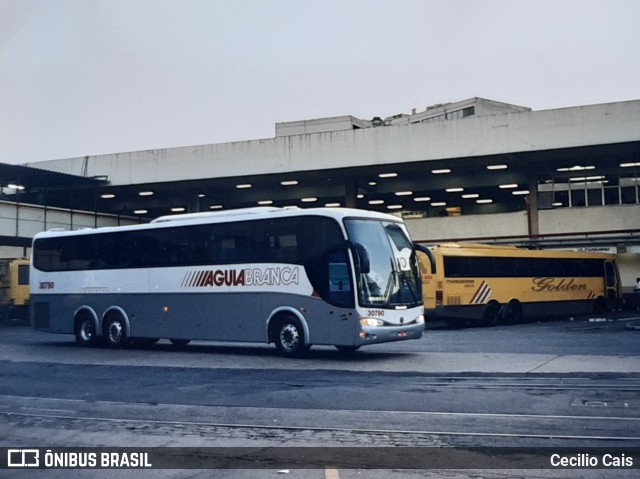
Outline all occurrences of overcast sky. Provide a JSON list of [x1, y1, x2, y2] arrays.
[[1, 0, 639, 165]]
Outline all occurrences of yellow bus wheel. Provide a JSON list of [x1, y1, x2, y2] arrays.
[[480, 301, 501, 327], [499, 299, 523, 324]]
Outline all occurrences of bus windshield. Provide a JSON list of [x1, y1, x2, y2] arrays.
[[345, 219, 421, 309]]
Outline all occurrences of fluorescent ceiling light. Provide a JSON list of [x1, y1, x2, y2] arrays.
[[236, 183, 252, 189], [414, 197, 431, 202], [487, 164, 508, 170], [387, 205, 403, 210], [570, 176, 605, 182], [431, 202, 447, 207], [620, 162, 640, 167], [280, 180, 298, 186], [557, 165, 596, 172], [446, 187, 464, 193], [512, 190, 530, 195], [325, 202, 341, 207], [499, 184, 518, 189], [171, 207, 186, 212], [258, 200, 273, 205], [368, 199, 384, 205], [301, 197, 317, 202], [395, 191, 413, 196], [101, 193, 116, 199], [7, 184, 25, 190], [134, 209, 148, 215], [378, 172, 398, 178], [209, 204, 223, 210], [431, 169, 451, 174], [462, 193, 479, 199], [476, 199, 493, 204], [138, 191, 154, 196], [368, 181, 377, 186]]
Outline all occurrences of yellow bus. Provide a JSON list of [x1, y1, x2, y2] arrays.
[[415, 243, 619, 327], [0, 258, 30, 321]]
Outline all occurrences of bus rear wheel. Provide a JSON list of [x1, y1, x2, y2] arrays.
[[274, 316, 309, 358], [499, 299, 523, 324], [170, 339, 191, 347], [480, 301, 501, 327], [103, 314, 129, 349], [75, 315, 98, 347]]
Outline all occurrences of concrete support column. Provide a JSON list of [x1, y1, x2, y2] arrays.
[[189, 196, 201, 213], [344, 178, 358, 208], [526, 175, 539, 238]]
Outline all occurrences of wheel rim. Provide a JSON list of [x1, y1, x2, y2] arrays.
[[79, 319, 94, 342], [279, 323, 300, 351], [108, 320, 124, 344]]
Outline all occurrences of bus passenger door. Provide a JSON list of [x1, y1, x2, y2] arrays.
[[316, 249, 358, 344], [327, 250, 354, 308]]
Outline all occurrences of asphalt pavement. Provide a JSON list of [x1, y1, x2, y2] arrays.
[[1, 312, 639, 375]]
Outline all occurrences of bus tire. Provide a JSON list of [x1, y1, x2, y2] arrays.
[[499, 299, 523, 324], [170, 339, 191, 347], [103, 313, 129, 349], [75, 313, 98, 347], [480, 301, 501, 327], [273, 316, 309, 358]]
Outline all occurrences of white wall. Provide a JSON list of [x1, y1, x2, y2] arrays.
[[27, 100, 640, 187]]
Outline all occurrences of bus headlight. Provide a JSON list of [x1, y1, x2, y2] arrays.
[[416, 314, 425, 324], [360, 317, 384, 327]]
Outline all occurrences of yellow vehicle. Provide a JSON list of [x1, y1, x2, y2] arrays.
[[0, 258, 30, 321], [415, 243, 619, 327]]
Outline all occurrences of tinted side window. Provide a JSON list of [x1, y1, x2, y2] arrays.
[[33, 215, 346, 272], [444, 256, 606, 278]]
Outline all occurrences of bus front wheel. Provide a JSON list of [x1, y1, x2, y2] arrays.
[[103, 314, 129, 349], [273, 316, 309, 358]]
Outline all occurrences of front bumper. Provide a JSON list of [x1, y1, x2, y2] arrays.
[[356, 321, 424, 345]]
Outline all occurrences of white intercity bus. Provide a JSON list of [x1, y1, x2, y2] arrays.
[[30, 207, 424, 356]]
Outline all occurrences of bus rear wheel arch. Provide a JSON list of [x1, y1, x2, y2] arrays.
[[270, 314, 310, 358]]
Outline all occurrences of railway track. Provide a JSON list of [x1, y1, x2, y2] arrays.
[[2, 392, 639, 448]]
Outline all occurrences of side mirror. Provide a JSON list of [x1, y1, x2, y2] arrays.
[[413, 243, 436, 274]]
